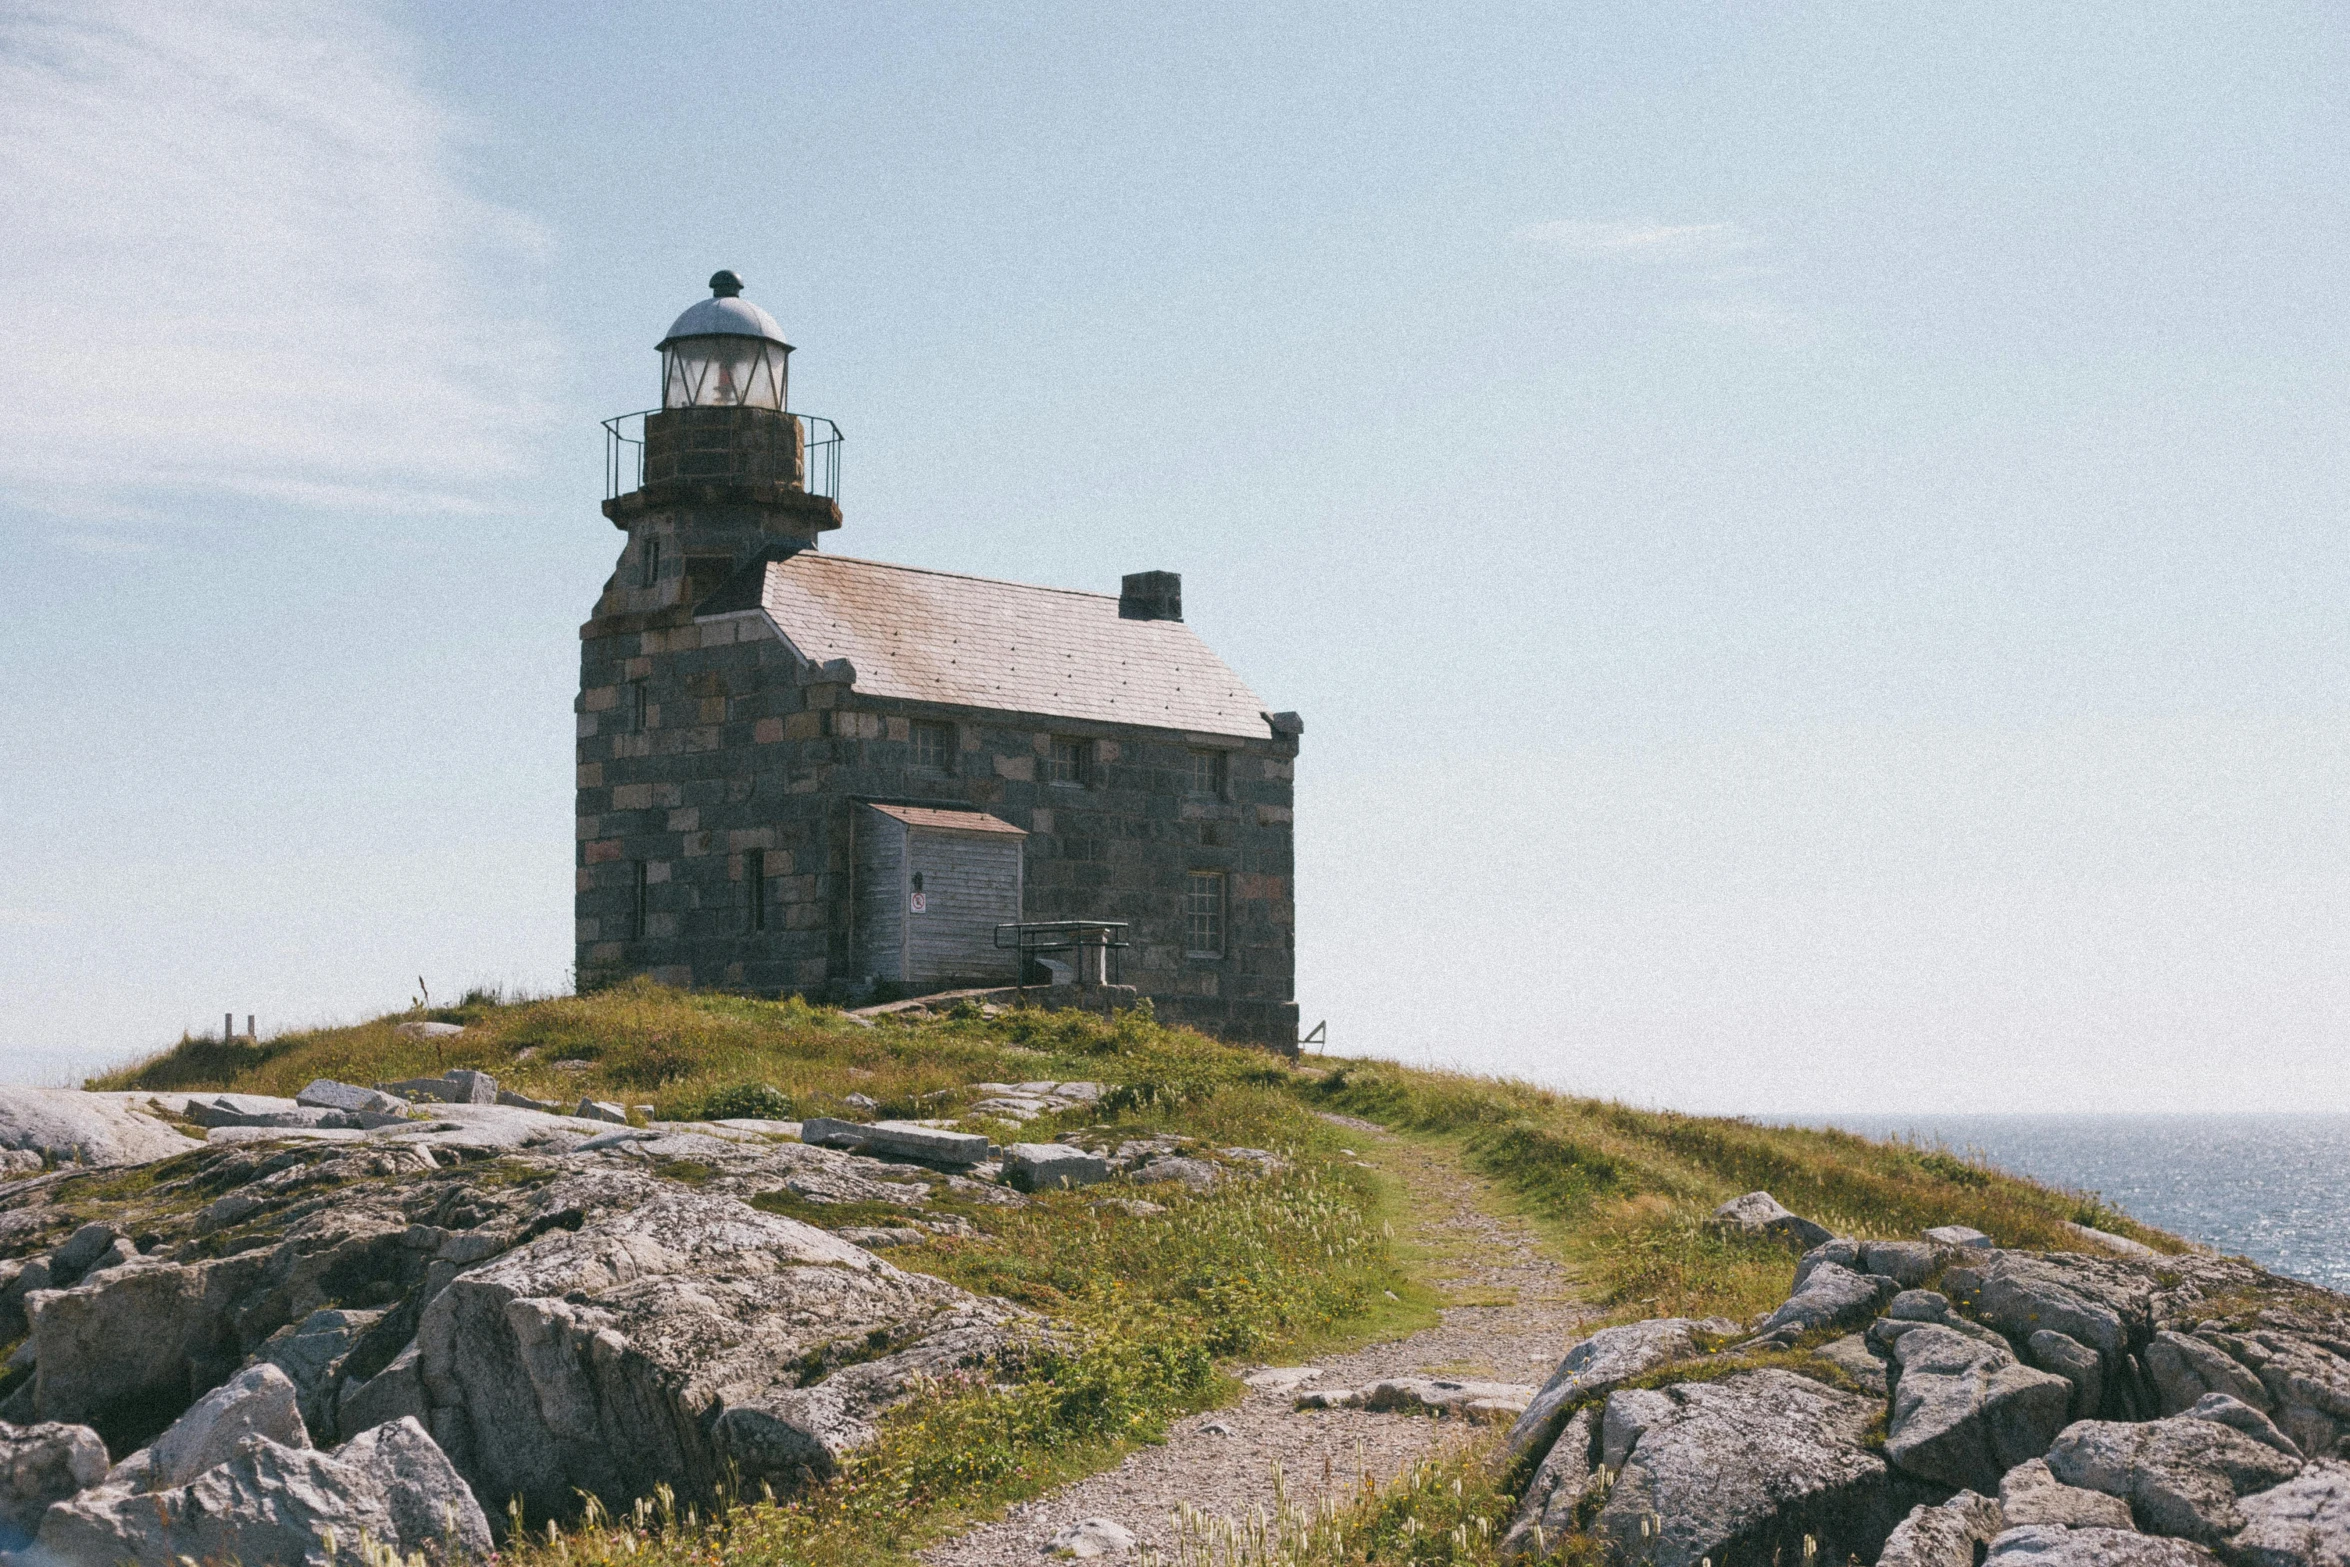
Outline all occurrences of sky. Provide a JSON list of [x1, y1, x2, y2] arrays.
[[3, 2, 2348, 1112]]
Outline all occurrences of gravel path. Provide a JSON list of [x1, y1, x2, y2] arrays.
[[921, 1116, 1594, 1567]]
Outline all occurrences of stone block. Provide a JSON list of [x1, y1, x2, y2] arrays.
[[585, 838, 623, 863], [802, 1118, 990, 1167], [755, 717, 786, 743], [669, 808, 698, 832], [1004, 1144, 1108, 1191], [995, 754, 1035, 781]]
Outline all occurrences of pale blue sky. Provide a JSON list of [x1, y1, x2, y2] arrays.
[[4, 3, 2347, 1110]]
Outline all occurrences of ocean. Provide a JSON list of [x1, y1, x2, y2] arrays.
[[1796, 1113, 2350, 1293]]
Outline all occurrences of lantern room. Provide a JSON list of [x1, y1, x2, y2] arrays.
[[657, 270, 791, 410]]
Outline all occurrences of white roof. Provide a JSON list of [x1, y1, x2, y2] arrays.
[[754, 554, 1274, 740], [659, 294, 787, 347]]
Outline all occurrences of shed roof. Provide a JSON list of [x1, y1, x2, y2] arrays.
[[740, 553, 1274, 740], [862, 803, 1027, 835]]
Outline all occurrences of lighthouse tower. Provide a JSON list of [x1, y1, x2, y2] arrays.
[[599, 270, 842, 585]]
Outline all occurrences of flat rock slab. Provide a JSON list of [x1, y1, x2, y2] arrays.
[[1504, 1315, 1731, 1466], [0, 1088, 201, 1168], [1987, 1527, 2219, 1567], [804, 1118, 991, 1167], [1005, 1144, 1108, 1191]]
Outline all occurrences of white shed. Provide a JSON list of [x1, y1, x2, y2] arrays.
[[852, 803, 1027, 987]]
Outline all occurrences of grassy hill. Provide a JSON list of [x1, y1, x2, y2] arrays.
[[84, 984, 2195, 1567]]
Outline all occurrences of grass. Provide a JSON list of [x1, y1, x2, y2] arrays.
[[1304, 1059, 2180, 1324], [73, 988, 2200, 1567]]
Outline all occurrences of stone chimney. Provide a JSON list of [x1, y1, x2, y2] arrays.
[[1119, 570, 1182, 622]]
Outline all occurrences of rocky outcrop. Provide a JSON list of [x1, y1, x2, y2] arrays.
[[0, 1419, 107, 1542], [412, 1168, 1025, 1516], [1747, 1260, 1895, 1346], [1502, 1316, 1731, 1467], [1586, 1368, 1928, 1567], [1709, 1192, 1834, 1250], [33, 1417, 489, 1566], [2048, 1416, 2305, 1544], [2224, 1457, 2350, 1567], [2001, 1457, 2137, 1529], [1501, 1405, 1599, 1558], [1885, 1324, 2075, 1493], [1878, 1491, 2005, 1567], [0, 1089, 199, 1169], [1987, 1525, 2219, 1566]]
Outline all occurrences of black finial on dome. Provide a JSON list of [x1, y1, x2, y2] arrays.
[[708, 270, 745, 299]]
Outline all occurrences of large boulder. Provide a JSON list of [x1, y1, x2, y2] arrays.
[[1585, 1368, 1928, 1567], [33, 1417, 487, 1566], [2150, 1332, 2274, 1415], [2032, 1330, 2109, 1420], [413, 1169, 1024, 1517], [1708, 1192, 1833, 1250], [1502, 1316, 1729, 1467], [1747, 1261, 1895, 1346], [116, 1362, 309, 1494], [0, 1418, 108, 1541], [2244, 1333, 2350, 1463], [259, 1307, 386, 1442], [2225, 1456, 2350, 1567], [2000, 1457, 2136, 1530], [1987, 1525, 2219, 1566], [0, 1088, 199, 1168], [22, 1251, 272, 1451], [1885, 1324, 2075, 1493], [1501, 1405, 1599, 1558], [1943, 1253, 2146, 1359], [2187, 1393, 2302, 1460], [2048, 1415, 2305, 1544], [1879, 1491, 2005, 1567]]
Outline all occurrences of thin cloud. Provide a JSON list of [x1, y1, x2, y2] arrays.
[[1516, 219, 1754, 261], [1513, 218, 1803, 340], [0, 1, 556, 517]]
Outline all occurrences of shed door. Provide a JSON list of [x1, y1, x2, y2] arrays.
[[904, 828, 1024, 986]]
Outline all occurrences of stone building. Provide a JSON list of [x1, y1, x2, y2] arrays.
[[575, 274, 1301, 1046]]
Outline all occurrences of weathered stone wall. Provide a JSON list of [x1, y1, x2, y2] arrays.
[[576, 524, 1298, 1047]]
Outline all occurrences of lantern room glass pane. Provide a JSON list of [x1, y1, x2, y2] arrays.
[[661, 337, 786, 410]]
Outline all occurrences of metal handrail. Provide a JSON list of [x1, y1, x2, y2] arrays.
[[602, 407, 843, 502], [993, 920, 1132, 953]]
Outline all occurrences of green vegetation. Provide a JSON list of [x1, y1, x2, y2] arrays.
[[85, 985, 2190, 1567], [1307, 1059, 2179, 1323]]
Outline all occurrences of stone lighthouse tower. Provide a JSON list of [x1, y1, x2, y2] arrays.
[[598, 270, 843, 576]]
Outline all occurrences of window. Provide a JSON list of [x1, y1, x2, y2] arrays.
[[629, 682, 649, 733], [1047, 737, 1089, 786], [746, 848, 768, 932], [640, 537, 662, 589], [1186, 748, 1227, 797], [911, 721, 953, 772], [630, 861, 649, 940], [1184, 871, 1226, 957]]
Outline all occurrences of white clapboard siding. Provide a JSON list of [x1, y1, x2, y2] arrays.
[[906, 830, 1024, 985], [853, 803, 1026, 984], [854, 812, 910, 980]]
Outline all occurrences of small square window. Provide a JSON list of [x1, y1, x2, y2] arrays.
[[1184, 870, 1226, 957], [746, 847, 768, 933], [1047, 737, 1089, 786], [1187, 749, 1226, 797], [912, 721, 953, 773]]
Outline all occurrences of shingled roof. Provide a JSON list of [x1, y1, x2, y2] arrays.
[[711, 553, 1274, 740]]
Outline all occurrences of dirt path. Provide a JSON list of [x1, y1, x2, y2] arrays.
[[922, 1115, 1594, 1567]]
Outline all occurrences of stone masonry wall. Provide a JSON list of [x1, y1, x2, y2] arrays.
[[575, 526, 1298, 1047]]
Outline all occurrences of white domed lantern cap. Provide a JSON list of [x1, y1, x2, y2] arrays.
[[656, 270, 791, 410]]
